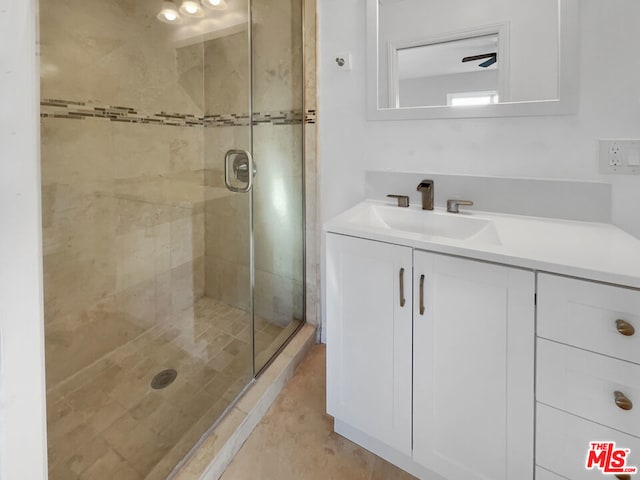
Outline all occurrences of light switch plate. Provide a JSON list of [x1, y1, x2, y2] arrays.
[[599, 139, 640, 175]]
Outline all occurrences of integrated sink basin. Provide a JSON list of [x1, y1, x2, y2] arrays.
[[342, 202, 501, 245], [325, 199, 640, 290]]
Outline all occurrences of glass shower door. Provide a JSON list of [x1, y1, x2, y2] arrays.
[[40, 0, 304, 476], [200, 2, 255, 397], [40, 1, 255, 478], [250, 0, 305, 374], [202, 0, 305, 376]]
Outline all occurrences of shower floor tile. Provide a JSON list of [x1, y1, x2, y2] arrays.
[[46, 297, 288, 480]]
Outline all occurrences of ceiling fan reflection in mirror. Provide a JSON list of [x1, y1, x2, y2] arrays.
[[462, 52, 497, 68]]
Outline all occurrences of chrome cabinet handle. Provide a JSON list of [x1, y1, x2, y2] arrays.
[[616, 319, 635, 337], [399, 268, 406, 307], [419, 274, 425, 315], [614, 391, 633, 411], [224, 149, 254, 193]]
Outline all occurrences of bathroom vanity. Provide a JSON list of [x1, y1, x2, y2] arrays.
[[325, 200, 640, 480]]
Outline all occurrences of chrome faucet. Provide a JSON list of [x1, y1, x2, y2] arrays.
[[417, 180, 434, 210]]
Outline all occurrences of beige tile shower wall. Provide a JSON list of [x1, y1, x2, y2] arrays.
[[40, 0, 207, 388], [39, 1, 204, 115], [42, 119, 207, 387], [203, 30, 252, 312], [203, 30, 250, 116], [253, 125, 304, 325], [252, 0, 304, 112]]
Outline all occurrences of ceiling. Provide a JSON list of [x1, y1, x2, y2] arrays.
[[398, 34, 498, 80], [172, 1, 249, 46]]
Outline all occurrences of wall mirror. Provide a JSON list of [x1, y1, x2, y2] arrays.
[[367, 0, 579, 120]]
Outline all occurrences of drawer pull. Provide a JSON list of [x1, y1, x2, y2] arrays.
[[614, 391, 633, 411], [615, 475, 631, 480], [419, 274, 425, 316], [399, 268, 406, 308], [616, 319, 635, 337]]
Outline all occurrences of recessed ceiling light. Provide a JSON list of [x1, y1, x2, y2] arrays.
[[201, 0, 227, 11], [157, 1, 183, 23], [180, 0, 204, 17]]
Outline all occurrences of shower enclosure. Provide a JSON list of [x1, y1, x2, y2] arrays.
[[40, 0, 304, 478]]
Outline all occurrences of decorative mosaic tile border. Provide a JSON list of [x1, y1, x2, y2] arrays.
[[40, 99, 315, 127], [253, 110, 305, 126], [305, 110, 316, 124]]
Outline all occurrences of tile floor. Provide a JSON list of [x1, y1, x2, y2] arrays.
[[220, 345, 417, 480], [46, 297, 298, 480]]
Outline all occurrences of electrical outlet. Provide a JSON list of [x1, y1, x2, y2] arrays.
[[609, 145, 622, 166], [599, 139, 640, 175]]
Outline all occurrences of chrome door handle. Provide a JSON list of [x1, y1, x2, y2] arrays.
[[224, 149, 255, 193], [419, 274, 425, 315], [399, 268, 406, 307]]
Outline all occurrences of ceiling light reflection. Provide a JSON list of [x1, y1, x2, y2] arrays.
[[157, 1, 183, 23]]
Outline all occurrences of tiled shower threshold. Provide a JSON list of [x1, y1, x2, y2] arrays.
[[170, 324, 316, 479]]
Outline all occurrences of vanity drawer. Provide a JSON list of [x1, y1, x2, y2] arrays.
[[537, 339, 640, 438], [537, 403, 640, 480], [538, 273, 640, 364]]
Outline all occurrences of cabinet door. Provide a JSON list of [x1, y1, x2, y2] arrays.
[[326, 233, 412, 455], [413, 252, 535, 480]]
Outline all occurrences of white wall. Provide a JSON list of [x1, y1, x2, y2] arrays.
[[319, 0, 640, 240], [399, 70, 499, 107], [0, 0, 49, 479]]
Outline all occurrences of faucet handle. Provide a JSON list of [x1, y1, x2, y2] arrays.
[[447, 199, 474, 213], [387, 194, 410, 207]]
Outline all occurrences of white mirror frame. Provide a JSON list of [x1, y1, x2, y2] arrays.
[[367, 0, 579, 120]]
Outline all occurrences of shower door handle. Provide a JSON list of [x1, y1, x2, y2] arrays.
[[224, 149, 255, 193]]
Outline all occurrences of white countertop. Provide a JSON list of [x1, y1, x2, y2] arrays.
[[324, 200, 640, 289]]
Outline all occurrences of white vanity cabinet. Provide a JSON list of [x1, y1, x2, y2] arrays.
[[412, 252, 535, 480], [326, 233, 535, 479], [325, 199, 640, 480], [536, 273, 640, 480], [325, 233, 413, 455]]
